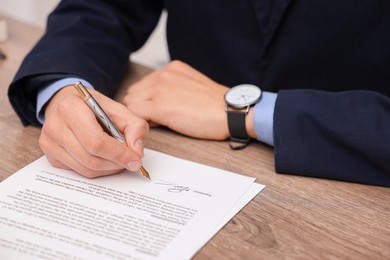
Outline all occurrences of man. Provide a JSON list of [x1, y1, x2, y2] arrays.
[[8, 0, 390, 186]]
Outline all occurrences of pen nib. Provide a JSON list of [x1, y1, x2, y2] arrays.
[[139, 166, 151, 180]]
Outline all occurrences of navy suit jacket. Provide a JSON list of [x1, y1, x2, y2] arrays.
[[8, 0, 390, 187]]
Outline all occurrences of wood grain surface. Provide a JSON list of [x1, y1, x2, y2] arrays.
[[1, 15, 389, 259]]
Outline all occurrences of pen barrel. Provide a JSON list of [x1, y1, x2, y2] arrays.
[[85, 97, 126, 144]]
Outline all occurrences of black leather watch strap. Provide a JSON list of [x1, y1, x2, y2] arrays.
[[226, 107, 250, 149], [227, 109, 249, 140]]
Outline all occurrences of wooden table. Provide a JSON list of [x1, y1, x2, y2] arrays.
[[1, 15, 389, 259]]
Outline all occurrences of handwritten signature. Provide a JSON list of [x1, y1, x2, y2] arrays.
[[152, 179, 212, 197], [152, 180, 190, 193]]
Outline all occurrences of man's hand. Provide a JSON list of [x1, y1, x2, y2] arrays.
[[124, 60, 240, 140], [39, 85, 149, 178]]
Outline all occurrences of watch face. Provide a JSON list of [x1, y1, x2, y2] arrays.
[[225, 84, 262, 108]]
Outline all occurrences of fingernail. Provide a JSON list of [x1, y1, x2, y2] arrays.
[[127, 160, 141, 172], [134, 139, 144, 157]]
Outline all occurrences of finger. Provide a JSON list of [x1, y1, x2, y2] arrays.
[[126, 100, 156, 122], [56, 122, 126, 172], [164, 60, 217, 85], [125, 63, 193, 99], [126, 78, 155, 97], [46, 145, 123, 178], [39, 115, 124, 175], [124, 78, 157, 106], [124, 63, 196, 107], [67, 113, 141, 170], [121, 113, 149, 158], [93, 93, 150, 158], [42, 86, 143, 176], [58, 97, 142, 171]]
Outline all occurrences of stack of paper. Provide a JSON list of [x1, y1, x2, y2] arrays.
[[0, 149, 264, 259]]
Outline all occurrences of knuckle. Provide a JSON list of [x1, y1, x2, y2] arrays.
[[57, 99, 71, 117], [77, 156, 108, 177], [83, 156, 102, 171], [38, 134, 49, 151], [114, 151, 132, 166], [138, 119, 150, 133], [168, 60, 185, 69], [46, 157, 61, 168], [126, 118, 149, 137], [79, 167, 121, 179], [84, 137, 105, 155], [78, 168, 97, 179], [41, 122, 56, 138], [39, 130, 57, 154], [157, 70, 173, 82], [76, 167, 123, 179]]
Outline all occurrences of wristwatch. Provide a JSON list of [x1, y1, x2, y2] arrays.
[[224, 84, 262, 150]]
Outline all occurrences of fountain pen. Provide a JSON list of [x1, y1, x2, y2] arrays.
[[73, 81, 150, 179]]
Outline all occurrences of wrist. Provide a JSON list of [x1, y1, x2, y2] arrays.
[[44, 85, 78, 118], [37, 78, 93, 124]]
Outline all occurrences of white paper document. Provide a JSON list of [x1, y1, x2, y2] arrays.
[[0, 149, 264, 259]]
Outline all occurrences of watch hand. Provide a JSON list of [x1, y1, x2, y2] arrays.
[[236, 95, 244, 102]]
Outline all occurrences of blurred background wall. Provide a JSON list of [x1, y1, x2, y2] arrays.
[[0, 0, 169, 68]]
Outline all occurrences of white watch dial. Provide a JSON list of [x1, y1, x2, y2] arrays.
[[225, 84, 262, 108]]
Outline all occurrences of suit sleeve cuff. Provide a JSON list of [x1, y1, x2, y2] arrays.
[[253, 91, 277, 146]]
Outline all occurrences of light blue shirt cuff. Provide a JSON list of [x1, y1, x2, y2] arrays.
[[36, 78, 93, 124], [253, 91, 277, 146]]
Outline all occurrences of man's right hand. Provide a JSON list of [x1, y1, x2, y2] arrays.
[[39, 85, 149, 178]]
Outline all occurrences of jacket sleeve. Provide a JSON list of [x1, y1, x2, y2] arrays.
[[8, 0, 164, 126], [273, 89, 390, 187]]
